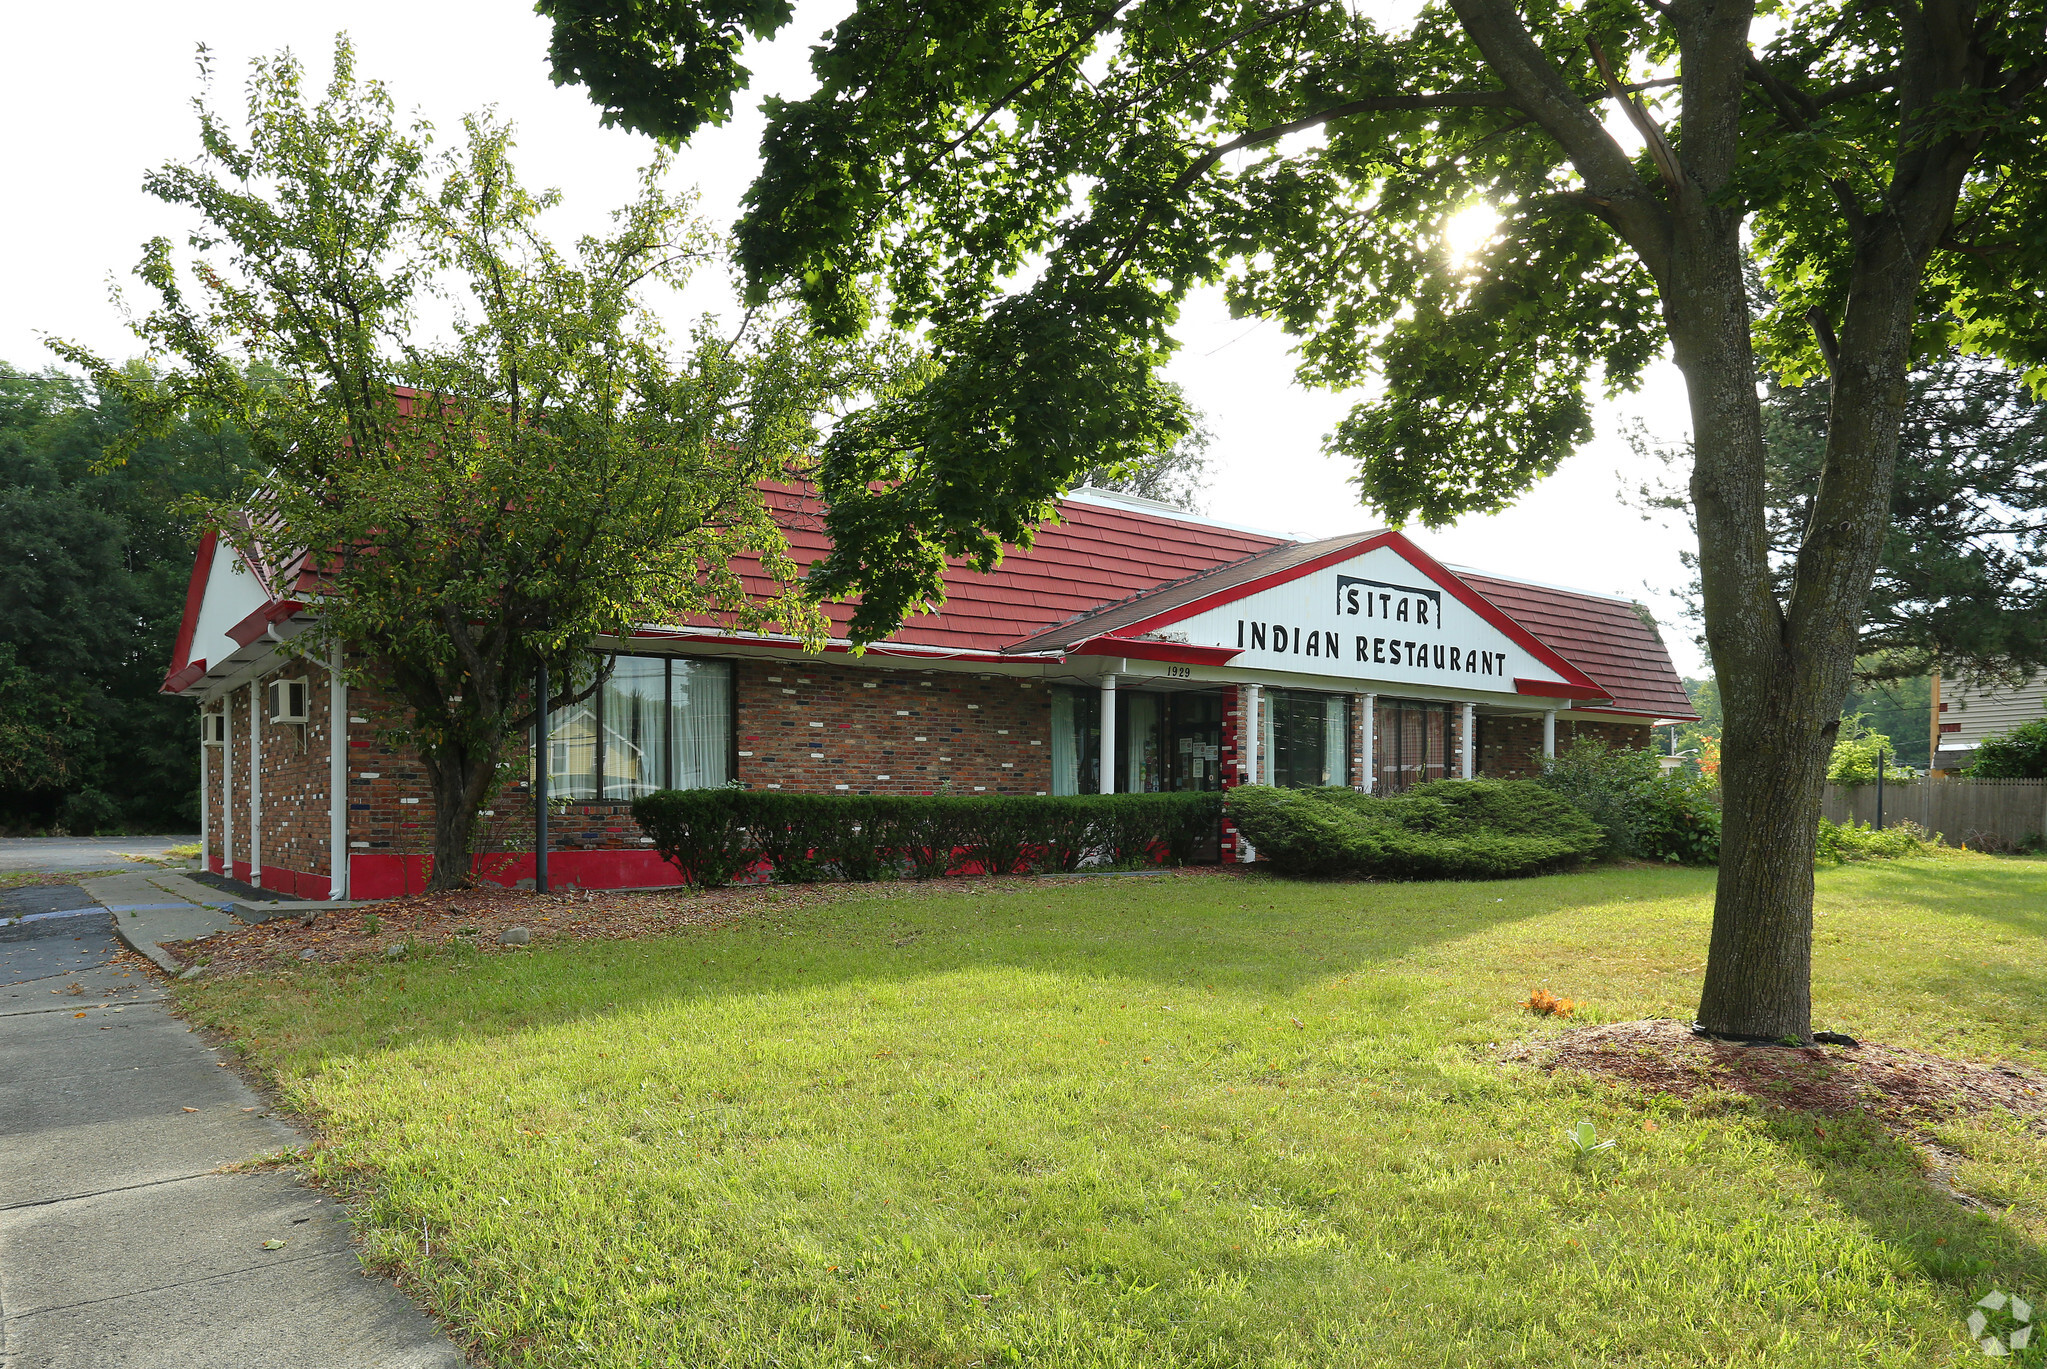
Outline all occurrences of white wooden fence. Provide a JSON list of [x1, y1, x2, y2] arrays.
[[1820, 777, 2047, 848]]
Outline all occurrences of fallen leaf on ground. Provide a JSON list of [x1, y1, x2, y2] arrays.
[[260, 1239, 287, 1250]]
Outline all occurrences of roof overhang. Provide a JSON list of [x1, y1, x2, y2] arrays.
[[1068, 635, 1242, 666]]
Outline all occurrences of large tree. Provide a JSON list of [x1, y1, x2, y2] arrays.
[[540, 0, 2047, 1039], [61, 40, 882, 890], [1637, 349, 2047, 686], [0, 364, 256, 833]]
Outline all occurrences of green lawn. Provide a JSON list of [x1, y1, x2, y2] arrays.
[[185, 859, 2047, 1368]]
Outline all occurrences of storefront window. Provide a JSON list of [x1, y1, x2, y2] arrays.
[[1053, 686, 1223, 794], [1263, 689, 1350, 788], [1374, 699, 1451, 793], [546, 656, 732, 799]]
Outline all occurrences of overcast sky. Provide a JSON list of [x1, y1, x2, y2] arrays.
[[1, 0, 1705, 674]]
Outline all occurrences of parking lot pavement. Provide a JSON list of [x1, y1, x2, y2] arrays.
[[0, 836, 200, 875]]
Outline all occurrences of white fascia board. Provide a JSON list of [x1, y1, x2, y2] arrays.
[[1172, 544, 1575, 697]]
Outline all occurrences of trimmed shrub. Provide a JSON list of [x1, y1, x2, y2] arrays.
[[1535, 739, 1722, 864], [1226, 780, 1602, 880], [1815, 817, 1943, 863], [628, 788, 759, 889], [630, 789, 1224, 888]]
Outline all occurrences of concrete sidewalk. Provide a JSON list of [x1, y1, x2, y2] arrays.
[[0, 901, 464, 1368], [78, 871, 243, 975]]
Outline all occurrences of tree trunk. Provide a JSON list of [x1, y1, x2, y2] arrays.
[[421, 742, 499, 894], [1684, 228, 1922, 1041]]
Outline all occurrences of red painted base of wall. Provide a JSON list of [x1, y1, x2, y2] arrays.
[[344, 849, 690, 900]]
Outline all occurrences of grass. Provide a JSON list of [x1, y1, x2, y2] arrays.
[[184, 859, 2047, 1368]]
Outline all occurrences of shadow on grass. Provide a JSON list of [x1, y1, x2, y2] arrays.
[[195, 864, 1723, 1064], [1760, 1109, 2047, 1302]]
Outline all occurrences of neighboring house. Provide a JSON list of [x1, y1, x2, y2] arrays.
[[1932, 670, 2047, 773], [162, 485, 1698, 898]]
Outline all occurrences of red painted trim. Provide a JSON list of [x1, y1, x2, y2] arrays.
[[161, 659, 208, 696], [1070, 636, 1242, 665], [1113, 530, 1608, 697], [167, 531, 218, 677], [1514, 677, 1594, 699], [627, 627, 1056, 666], [226, 599, 307, 649], [1112, 534, 1392, 639]]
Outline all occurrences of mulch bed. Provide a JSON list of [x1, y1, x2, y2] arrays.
[[1508, 1017, 2047, 1134], [164, 866, 1238, 977]]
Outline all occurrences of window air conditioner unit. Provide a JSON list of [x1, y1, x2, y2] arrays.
[[268, 678, 310, 725], [200, 712, 227, 746]]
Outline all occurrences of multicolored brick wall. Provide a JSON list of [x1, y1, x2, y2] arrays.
[[1476, 715, 1652, 779], [732, 660, 1054, 795]]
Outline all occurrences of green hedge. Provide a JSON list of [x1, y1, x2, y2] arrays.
[[630, 789, 1224, 889], [1225, 780, 1603, 880]]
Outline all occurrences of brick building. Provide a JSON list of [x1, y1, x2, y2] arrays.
[[163, 486, 1696, 897]]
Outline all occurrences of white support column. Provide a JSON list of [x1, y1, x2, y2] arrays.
[[220, 696, 232, 877], [197, 708, 209, 871], [1461, 703, 1475, 779], [1360, 693, 1377, 792], [248, 679, 262, 887], [328, 646, 348, 900], [1542, 708, 1557, 761], [1098, 674, 1118, 794]]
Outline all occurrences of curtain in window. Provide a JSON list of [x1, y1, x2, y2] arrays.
[[1321, 694, 1349, 786], [671, 659, 731, 789], [1051, 688, 1077, 795], [1124, 692, 1162, 792], [602, 657, 667, 800]]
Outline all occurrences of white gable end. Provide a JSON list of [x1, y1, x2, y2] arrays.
[[1169, 545, 1575, 696], [187, 546, 271, 675]]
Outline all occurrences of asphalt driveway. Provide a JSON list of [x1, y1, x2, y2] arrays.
[[0, 836, 200, 875]]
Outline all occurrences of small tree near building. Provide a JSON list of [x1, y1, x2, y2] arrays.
[[60, 41, 881, 890]]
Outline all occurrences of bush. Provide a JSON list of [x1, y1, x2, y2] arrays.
[[1535, 740, 1722, 864], [1827, 713, 1917, 785], [1225, 780, 1603, 880], [1815, 817, 1942, 863], [57, 787, 124, 837], [1965, 718, 2047, 778], [630, 789, 1224, 889]]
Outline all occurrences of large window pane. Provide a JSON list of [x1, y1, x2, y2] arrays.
[[603, 657, 668, 800], [1051, 686, 1102, 794], [1266, 688, 1348, 789], [1372, 699, 1449, 794], [670, 659, 732, 789], [549, 694, 599, 801]]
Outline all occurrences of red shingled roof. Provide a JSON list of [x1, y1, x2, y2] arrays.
[[707, 484, 1287, 653], [696, 486, 1694, 717], [1459, 571, 1698, 721]]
